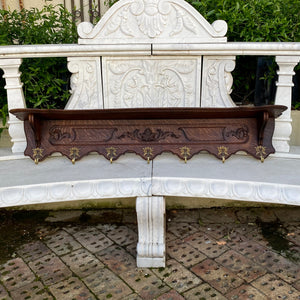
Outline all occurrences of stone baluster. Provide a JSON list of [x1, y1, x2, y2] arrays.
[[273, 56, 300, 152], [0, 59, 26, 153], [136, 196, 166, 268]]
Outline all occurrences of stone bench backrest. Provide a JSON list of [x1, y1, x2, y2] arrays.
[[65, 0, 236, 110]]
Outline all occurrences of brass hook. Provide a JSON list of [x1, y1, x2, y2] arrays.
[[33, 147, 43, 165], [255, 146, 266, 163], [143, 147, 153, 164], [106, 147, 117, 164], [218, 146, 228, 163], [70, 147, 79, 165], [180, 146, 191, 164]]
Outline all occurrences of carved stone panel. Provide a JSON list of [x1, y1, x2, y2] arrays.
[[65, 57, 103, 109], [102, 57, 201, 108], [78, 0, 228, 44], [201, 56, 236, 108]]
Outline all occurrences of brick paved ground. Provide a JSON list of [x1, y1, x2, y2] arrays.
[[0, 207, 299, 300]]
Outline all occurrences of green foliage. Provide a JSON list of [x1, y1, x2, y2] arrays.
[[0, 5, 77, 45], [104, 0, 119, 7], [186, 0, 300, 42], [0, 4, 78, 130], [186, 0, 300, 106], [0, 103, 8, 135]]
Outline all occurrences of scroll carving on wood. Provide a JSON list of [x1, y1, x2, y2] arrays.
[[11, 106, 286, 164]]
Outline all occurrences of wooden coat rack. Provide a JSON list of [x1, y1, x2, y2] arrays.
[[11, 105, 286, 164]]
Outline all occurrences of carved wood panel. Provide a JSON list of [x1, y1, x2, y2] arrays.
[[10, 106, 286, 164]]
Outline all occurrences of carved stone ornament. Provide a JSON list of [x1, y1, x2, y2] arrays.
[[201, 56, 236, 107], [103, 57, 201, 108], [66, 57, 103, 109], [77, 0, 228, 44]]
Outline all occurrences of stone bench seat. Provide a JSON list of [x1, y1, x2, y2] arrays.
[[1, 151, 300, 267], [1, 151, 299, 208]]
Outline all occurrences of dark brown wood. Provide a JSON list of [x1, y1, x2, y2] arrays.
[[10, 106, 286, 164]]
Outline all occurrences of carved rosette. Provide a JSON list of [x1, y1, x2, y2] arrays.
[[66, 58, 103, 109], [104, 58, 199, 108], [117, 128, 181, 142], [201, 57, 236, 108]]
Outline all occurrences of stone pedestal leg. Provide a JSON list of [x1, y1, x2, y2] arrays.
[[0, 59, 26, 153], [273, 56, 300, 152], [136, 196, 166, 268]]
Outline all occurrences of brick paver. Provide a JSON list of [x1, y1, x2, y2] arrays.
[[61, 248, 104, 278], [83, 268, 132, 299], [153, 259, 202, 293], [225, 284, 268, 300], [119, 269, 170, 299], [182, 283, 227, 300], [191, 258, 244, 294], [156, 289, 185, 300], [0, 208, 299, 300], [28, 253, 72, 285], [167, 238, 206, 267], [44, 229, 82, 255], [72, 227, 114, 253], [17, 240, 52, 262], [49, 276, 96, 300], [215, 249, 267, 282], [10, 281, 54, 300], [184, 231, 229, 258], [251, 273, 300, 299], [0, 258, 36, 291], [0, 283, 12, 300]]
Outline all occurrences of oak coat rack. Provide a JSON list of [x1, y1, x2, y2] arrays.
[[11, 105, 286, 164]]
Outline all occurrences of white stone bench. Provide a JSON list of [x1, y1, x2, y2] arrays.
[[0, 0, 300, 267]]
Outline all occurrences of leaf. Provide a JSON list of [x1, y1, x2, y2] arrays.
[[287, 232, 295, 236], [216, 240, 227, 245]]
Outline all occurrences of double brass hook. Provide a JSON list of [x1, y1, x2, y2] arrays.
[[217, 146, 228, 163], [180, 146, 191, 163], [32, 147, 44, 165], [70, 147, 80, 164], [255, 145, 266, 163], [106, 147, 117, 164], [143, 147, 153, 164]]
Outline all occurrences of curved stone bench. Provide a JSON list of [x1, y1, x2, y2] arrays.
[[1, 0, 299, 269], [1, 152, 300, 267]]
